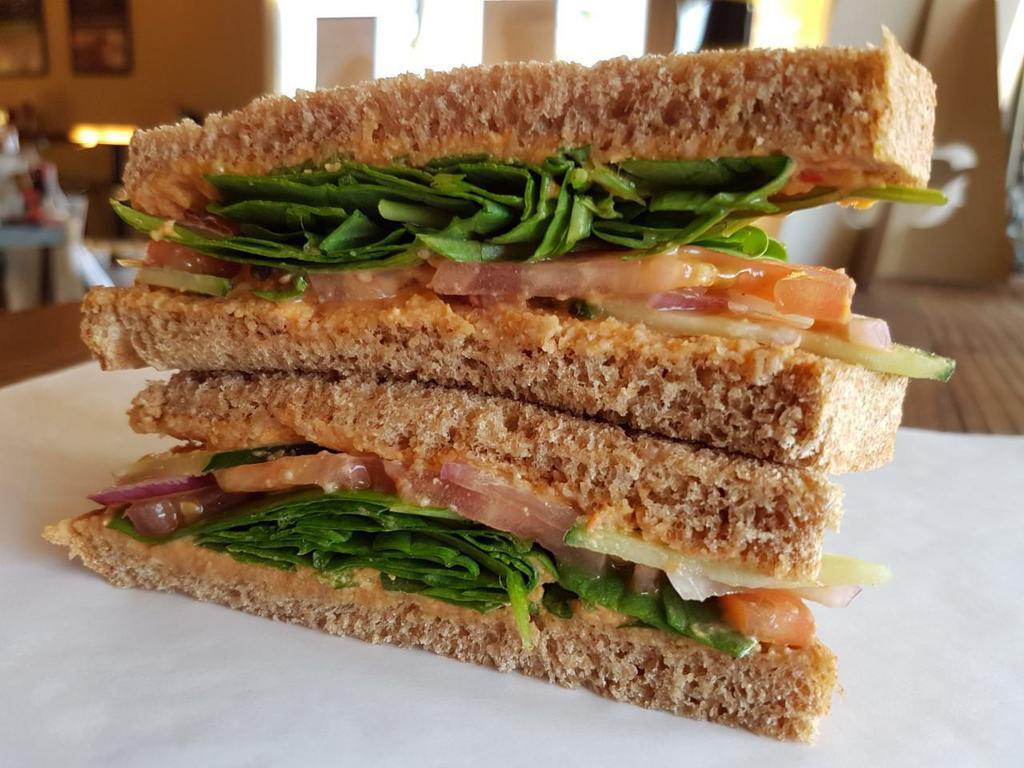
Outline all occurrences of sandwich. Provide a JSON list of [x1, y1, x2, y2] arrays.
[[47, 33, 952, 742]]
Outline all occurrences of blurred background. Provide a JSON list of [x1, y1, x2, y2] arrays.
[[1, 0, 1023, 431]]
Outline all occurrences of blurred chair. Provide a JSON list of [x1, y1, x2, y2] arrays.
[[0, 194, 111, 310]]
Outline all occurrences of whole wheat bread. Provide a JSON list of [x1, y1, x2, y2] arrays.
[[43, 510, 837, 741], [123, 30, 933, 218], [130, 370, 842, 580], [84, 285, 908, 471]]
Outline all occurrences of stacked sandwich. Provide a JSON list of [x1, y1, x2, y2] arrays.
[[46, 34, 953, 742]]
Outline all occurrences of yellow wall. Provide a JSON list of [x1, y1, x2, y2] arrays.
[[2, 0, 272, 236], [2, 0, 272, 129]]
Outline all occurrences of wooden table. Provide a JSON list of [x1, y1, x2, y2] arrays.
[[0, 302, 89, 386], [854, 280, 1024, 434], [1, 283, 1023, 434]]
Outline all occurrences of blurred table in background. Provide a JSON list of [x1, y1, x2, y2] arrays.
[[855, 280, 1024, 433], [1, 284, 1023, 435], [0, 302, 88, 386], [0, 224, 66, 307]]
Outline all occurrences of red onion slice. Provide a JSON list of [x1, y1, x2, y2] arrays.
[[666, 568, 864, 606], [125, 486, 249, 537], [791, 585, 862, 608], [649, 289, 727, 312], [90, 474, 215, 506], [667, 569, 738, 601], [124, 497, 181, 537], [847, 315, 892, 350], [438, 462, 580, 553]]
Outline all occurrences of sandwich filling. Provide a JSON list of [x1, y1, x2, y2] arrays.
[[93, 443, 889, 655], [112, 150, 954, 382]]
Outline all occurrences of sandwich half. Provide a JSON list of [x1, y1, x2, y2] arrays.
[[45, 508, 838, 741], [128, 370, 843, 580], [82, 32, 953, 471], [46, 370, 891, 740]]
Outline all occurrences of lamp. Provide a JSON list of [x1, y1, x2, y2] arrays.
[[68, 124, 136, 148]]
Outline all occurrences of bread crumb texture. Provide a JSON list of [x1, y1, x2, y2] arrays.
[[83, 286, 908, 472], [44, 511, 838, 741]]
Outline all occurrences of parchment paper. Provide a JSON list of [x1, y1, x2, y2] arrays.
[[1, 363, 1020, 766]]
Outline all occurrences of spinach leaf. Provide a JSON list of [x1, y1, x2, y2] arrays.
[[207, 200, 349, 231], [379, 199, 453, 229], [694, 225, 787, 260], [556, 561, 757, 658], [112, 200, 417, 272], [529, 173, 574, 260], [765, 184, 947, 214], [432, 197, 516, 239], [416, 234, 517, 263], [206, 175, 349, 207], [592, 210, 726, 250], [619, 156, 791, 190], [319, 210, 383, 252], [588, 163, 643, 203], [541, 583, 577, 619], [648, 156, 792, 215]]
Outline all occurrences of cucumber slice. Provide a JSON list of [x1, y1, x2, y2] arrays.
[[595, 298, 955, 381], [564, 524, 892, 589], [136, 267, 232, 297]]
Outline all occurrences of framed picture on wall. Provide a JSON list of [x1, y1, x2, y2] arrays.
[[0, 0, 48, 77], [69, 0, 132, 75]]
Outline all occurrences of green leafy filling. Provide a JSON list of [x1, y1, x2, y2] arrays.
[[554, 562, 757, 658], [106, 479, 756, 656], [113, 150, 948, 286], [112, 488, 545, 648], [111, 152, 802, 277]]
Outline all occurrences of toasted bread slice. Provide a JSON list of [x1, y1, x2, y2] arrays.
[[124, 30, 933, 217], [129, 370, 841, 580], [84, 286, 908, 472], [43, 510, 838, 741]]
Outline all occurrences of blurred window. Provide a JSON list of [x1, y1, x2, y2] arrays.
[[275, 0, 484, 95], [555, 0, 648, 65], [277, 0, 660, 94]]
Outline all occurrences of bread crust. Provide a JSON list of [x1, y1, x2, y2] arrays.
[[43, 510, 837, 741], [123, 31, 934, 217], [83, 285, 908, 472], [129, 371, 842, 580]]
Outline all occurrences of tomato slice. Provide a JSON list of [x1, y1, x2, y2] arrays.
[[718, 589, 815, 647], [773, 270, 853, 323], [214, 451, 394, 493], [699, 250, 854, 323], [145, 240, 238, 278], [429, 250, 719, 298]]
